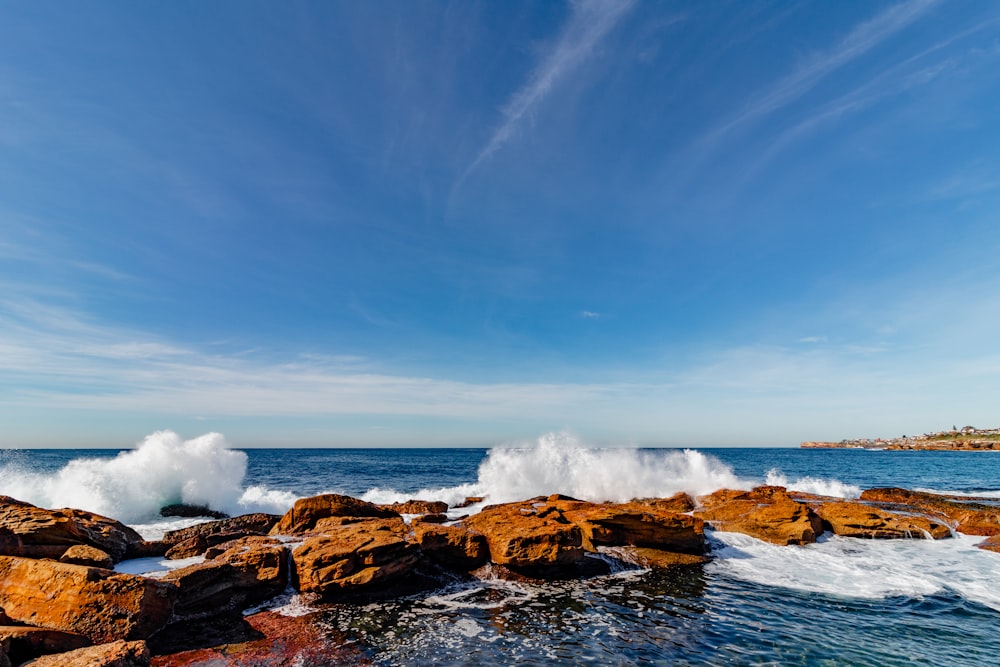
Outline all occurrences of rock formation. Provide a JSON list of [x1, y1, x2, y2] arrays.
[[0, 557, 177, 643]]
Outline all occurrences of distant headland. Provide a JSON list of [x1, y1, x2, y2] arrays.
[[801, 426, 1000, 450]]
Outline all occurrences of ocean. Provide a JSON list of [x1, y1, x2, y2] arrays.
[[2, 431, 999, 665]]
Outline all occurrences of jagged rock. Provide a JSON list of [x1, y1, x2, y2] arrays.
[[461, 498, 586, 574], [0, 557, 177, 643], [378, 500, 449, 515], [162, 514, 280, 545], [859, 488, 1000, 536], [291, 518, 419, 594], [633, 492, 697, 513], [411, 513, 449, 524], [462, 495, 707, 576], [59, 545, 114, 569], [0, 626, 92, 666], [562, 503, 706, 553], [813, 501, 951, 539], [0, 497, 142, 563], [159, 504, 227, 520], [453, 497, 484, 509], [203, 535, 285, 560], [694, 486, 823, 545], [161, 540, 287, 622], [164, 536, 208, 560], [20, 639, 149, 666], [412, 523, 488, 570], [271, 495, 398, 535]]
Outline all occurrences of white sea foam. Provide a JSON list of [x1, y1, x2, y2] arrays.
[[764, 468, 861, 498], [0, 430, 299, 524], [708, 531, 1000, 612]]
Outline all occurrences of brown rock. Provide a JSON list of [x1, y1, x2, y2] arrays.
[[0, 497, 142, 563], [161, 540, 287, 621], [271, 495, 398, 535], [412, 523, 488, 570], [127, 541, 169, 559], [694, 487, 823, 545], [978, 535, 1000, 553], [21, 639, 149, 666], [603, 546, 710, 568], [461, 499, 586, 573], [149, 610, 364, 666], [411, 513, 449, 524], [453, 497, 484, 509], [163, 536, 208, 560], [633, 492, 696, 513], [0, 626, 92, 666], [203, 535, 285, 560], [562, 503, 706, 553], [0, 557, 177, 643], [814, 501, 951, 539], [291, 518, 419, 594], [859, 488, 1000, 536], [162, 514, 280, 545], [59, 545, 114, 569], [379, 500, 449, 515]]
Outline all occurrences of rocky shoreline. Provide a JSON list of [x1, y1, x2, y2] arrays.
[[1, 487, 998, 666], [801, 425, 1000, 450]]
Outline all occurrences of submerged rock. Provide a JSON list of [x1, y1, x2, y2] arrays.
[[0, 556, 177, 643], [978, 535, 1000, 553], [159, 504, 227, 520], [149, 611, 363, 666], [695, 486, 823, 545]]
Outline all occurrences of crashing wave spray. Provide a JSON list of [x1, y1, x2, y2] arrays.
[[0, 431, 296, 523], [472, 432, 749, 504]]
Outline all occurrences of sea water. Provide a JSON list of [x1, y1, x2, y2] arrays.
[[1, 431, 998, 665]]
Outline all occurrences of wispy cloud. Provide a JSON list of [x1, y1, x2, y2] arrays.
[[708, 0, 939, 143], [581, 310, 601, 319], [464, 0, 636, 176], [734, 19, 1000, 182]]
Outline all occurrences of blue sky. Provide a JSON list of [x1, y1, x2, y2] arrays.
[[2, 0, 999, 447]]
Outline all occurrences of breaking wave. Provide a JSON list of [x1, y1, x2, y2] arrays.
[[0, 430, 865, 525], [0, 431, 297, 523], [764, 468, 861, 499]]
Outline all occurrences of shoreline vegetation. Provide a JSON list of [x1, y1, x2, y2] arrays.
[[0, 486, 998, 665], [801, 425, 1000, 450]]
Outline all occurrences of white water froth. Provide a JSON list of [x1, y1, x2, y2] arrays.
[[764, 468, 861, 499], [0, 431, 298, 524], [709, 531, 1000, 612], [469, 432, 746, 505]]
